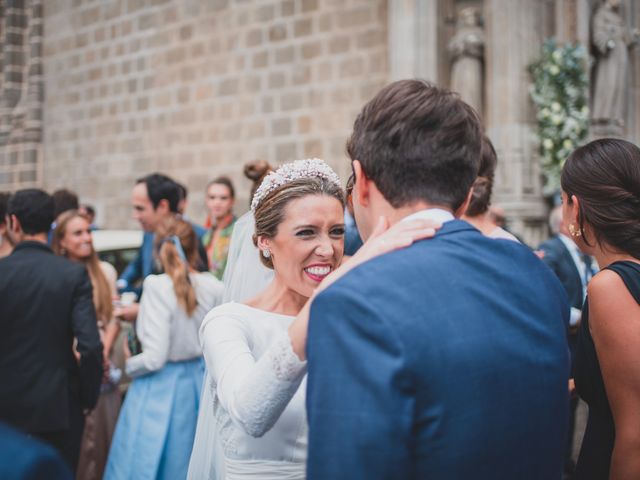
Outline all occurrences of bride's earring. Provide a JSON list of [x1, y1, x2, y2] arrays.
[[568, 223, 581, 238], [262, 249, 271, 259]]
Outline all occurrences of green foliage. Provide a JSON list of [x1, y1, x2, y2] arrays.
[[529, 39, 590, 193]]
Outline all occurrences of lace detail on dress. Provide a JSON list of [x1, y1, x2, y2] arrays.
[[228, 331, 307, 438], [267, 331, 307, 381], [190, 290, 308, 477]]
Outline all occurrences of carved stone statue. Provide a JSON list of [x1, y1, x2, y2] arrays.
[[591, 0, 639, 135], [448, 7, 485, 118]]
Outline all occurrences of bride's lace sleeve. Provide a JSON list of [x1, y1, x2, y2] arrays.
[[200, 309, 307, 437]]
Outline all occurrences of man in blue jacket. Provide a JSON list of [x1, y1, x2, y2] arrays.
[[306, 80, 570, 479], [539, 205, 596, 475], [117, 173, 207, 320]]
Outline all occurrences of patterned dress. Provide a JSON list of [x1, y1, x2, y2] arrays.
[[203, 215, 237, 279]]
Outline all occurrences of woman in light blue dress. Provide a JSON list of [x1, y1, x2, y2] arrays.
[[105, 217, 223, 479]]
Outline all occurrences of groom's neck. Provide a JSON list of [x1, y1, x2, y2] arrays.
[[384, 201, 454, 227]]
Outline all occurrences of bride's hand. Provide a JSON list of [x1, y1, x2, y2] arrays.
[[320, 216, 440, 294], [350, 216, 440, 266]]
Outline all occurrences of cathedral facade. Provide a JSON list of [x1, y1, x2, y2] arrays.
[[0, 0, 638, 243]]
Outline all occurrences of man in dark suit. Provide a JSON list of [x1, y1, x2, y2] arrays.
[[539, 205, 595, 476], [306, 80, 570, 479], [0, 189, 103, 469], [539, 206, 594, 343]]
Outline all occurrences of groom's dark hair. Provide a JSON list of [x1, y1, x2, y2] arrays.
[[347, 79, 482, 211]]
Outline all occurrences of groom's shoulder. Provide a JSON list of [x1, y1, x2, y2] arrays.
[[333, 220, 474, 286], [335, 219, 541, 290]]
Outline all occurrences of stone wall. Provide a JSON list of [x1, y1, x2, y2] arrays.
[[0, 0, 44, 191], [42, 0, 388, 227], [9, 0, 638, 241]]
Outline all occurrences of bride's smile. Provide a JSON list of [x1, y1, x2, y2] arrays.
[[303, 263, 332, 282], [258, 193, 345, 298]]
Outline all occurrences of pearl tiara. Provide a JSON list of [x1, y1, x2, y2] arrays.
[[250, 158, 341, 212]]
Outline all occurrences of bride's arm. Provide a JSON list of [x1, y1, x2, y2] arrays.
[[201, 310, 306, 438], [203, 218, 438, 438]]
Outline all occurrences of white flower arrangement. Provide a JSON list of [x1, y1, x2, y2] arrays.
[[529, 39, 590, 194], [251, 158, 342, 212]]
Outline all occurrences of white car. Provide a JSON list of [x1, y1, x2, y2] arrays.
[[92, 229, 143, 276]]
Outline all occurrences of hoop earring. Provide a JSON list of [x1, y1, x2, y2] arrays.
[[568, 223, 582, 238], [262, 249, 271, 259]]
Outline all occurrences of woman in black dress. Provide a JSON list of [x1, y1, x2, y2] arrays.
[[561, 138, 640, 480]]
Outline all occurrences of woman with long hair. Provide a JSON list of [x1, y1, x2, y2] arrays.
[[52, 210, 121, 480], [188, 159, 438, 479], [563, 138, 640, 479], [105, 216, 223, 480]]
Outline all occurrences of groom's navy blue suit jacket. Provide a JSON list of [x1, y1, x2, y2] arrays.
[[307, 220, 570, 480]]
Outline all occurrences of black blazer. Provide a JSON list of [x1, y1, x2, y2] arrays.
[[0, 241, 103, 433], [538, 235, 584, 310]]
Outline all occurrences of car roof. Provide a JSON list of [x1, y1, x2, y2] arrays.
[[92, 230, 143, 252]]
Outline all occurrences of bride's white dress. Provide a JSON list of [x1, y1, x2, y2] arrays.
[[188, 302, 308, 479]]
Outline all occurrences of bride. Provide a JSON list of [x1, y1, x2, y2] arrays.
[[188, 159, 438, 479]]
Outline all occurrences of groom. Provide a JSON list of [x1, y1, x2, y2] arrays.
[[306, 80, 570, 479]]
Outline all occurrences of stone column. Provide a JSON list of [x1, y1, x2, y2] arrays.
[[555, 0, 592, 143], [626, 0, 640, 144], [555, 0, 591, 45], [0, 0, 44, 190], [575, 0, 591, 48], [388, 0, 439, 82], [485, 0, 547, 246]]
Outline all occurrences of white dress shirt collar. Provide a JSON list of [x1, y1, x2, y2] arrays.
[[558, 233, 579, 255], [558, 233, 590, 296], [401, 208, 455, 225]]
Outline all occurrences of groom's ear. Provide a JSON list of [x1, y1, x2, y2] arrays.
[[8, 214, 21, 235], [352, 160, 370, 207]]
